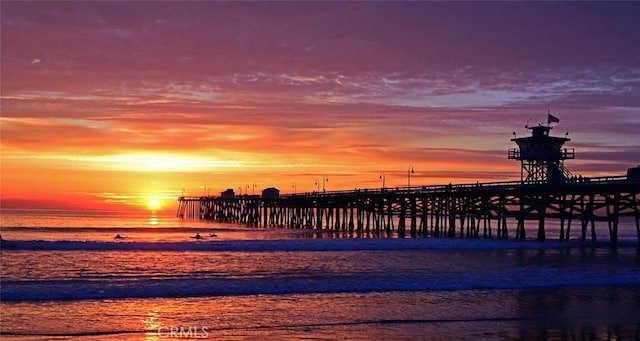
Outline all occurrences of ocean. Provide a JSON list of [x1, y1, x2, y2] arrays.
[[1, 208, 639, 340]]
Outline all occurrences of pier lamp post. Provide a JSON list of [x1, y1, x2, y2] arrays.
[[315, 176, 329, 192], [252, 183, 257, 195], [408, 165, 414, 192], [380, 173, 386, 190], [292, 183, 297, 195]]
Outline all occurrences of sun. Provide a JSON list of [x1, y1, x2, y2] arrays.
[[147, 198, 161, 210]]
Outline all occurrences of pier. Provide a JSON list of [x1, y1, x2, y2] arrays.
[[177, 119, 640, 246], [178, 176, 639, 245]]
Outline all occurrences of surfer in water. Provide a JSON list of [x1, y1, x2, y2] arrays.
[[114, 234, 124, 239], [193, 233, 203, 240]]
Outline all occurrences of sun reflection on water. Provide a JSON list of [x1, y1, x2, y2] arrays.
[[141, 309, 163, 341], [149, 214, 159, 226]]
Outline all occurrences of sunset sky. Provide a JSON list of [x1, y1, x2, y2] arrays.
[[1, 2, 639, 213]]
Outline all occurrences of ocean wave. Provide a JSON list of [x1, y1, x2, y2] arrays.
[[2, 270, 639, 302], [1, 238, 634, 252], [3, 238, 638, 302]]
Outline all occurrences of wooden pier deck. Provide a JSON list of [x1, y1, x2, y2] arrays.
[[177, 175, 640, 246]]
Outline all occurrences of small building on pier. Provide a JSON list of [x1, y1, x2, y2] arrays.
[[628, 166, 640, 181], [221, 188, 235, 199], [509, 118, 574, 184], [262, 187, 280, 200]]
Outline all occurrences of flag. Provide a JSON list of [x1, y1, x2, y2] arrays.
[[547, 112, 560, 124]]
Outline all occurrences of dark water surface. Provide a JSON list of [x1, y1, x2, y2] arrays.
[[1, 209, 639, 340]]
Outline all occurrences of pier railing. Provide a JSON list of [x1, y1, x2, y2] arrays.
[[275, 175, 631, 198]]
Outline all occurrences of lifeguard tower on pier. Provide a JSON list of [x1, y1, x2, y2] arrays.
[[508, 114, 575, 184]]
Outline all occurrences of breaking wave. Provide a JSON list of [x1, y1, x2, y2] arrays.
[[2, 237, 633, 252]]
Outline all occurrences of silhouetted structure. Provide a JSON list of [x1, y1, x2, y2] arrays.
[[261, 187, 280, 200], [628, 166, 640, 181], [220, 189, 235, 199], [178, 118, 640, 246], [509, 124, 574, 184]]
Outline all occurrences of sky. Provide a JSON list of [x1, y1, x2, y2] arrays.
[[1, 1, 639, 213]]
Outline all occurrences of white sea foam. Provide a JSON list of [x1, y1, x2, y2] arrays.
[[1, 237, 634, 252]]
